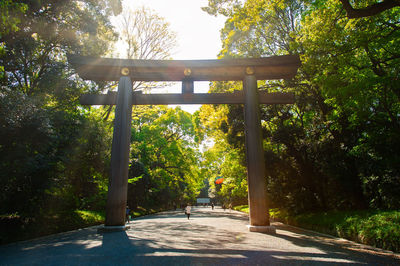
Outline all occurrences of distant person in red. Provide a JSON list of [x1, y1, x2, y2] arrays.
[[185, 204, 191, 220]]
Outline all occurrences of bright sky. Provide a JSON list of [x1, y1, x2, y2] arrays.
[[118, 0, 227, 113]]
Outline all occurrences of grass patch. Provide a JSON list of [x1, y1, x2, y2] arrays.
[[233, 206, 400, 253], [132, 211, 142, 217], [74, 210, 105, 224], [233, 205, 249, 213], [270, 208, 290, 222], [130, 206, 160, 218], [233, 206, 289, 222]]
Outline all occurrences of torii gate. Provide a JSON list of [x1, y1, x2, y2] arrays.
[[68, 55, 300, 233]]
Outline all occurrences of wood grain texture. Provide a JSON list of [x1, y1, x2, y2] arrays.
[[105, 76, 133, 226], [244, 75, 270, 226], [68, 55, 301, 81]]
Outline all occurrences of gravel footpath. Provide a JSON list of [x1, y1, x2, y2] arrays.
[[1, 207, 399, 265]]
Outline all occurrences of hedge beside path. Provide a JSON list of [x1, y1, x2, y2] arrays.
[[233, 206, 400, 253]]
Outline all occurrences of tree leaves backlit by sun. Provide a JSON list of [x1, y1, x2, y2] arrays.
[[200, 0, 400, 213]]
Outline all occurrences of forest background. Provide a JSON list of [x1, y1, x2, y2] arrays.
[[0, 0, 399, 251]]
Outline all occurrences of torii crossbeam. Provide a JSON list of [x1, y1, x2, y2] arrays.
[[69, 55, 300, 233]]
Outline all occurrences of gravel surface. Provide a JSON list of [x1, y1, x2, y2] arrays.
[[1, 207, 399, 265]]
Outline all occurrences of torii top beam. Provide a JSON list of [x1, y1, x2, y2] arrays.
[[68, 55, 300, 82]]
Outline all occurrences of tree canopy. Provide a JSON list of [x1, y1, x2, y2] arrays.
[[200, 0, 400, 213], [0, 2, 201, 243], [128, 106, 204, 208]]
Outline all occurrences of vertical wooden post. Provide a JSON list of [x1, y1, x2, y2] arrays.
[[105, 76, 133, 227], [182, 79, 194, 94], [243, 73, 275, 233]]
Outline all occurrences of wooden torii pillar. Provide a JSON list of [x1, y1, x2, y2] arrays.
[[68, 55, 300, 232]]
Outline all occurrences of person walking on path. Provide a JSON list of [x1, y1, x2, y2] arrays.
[[126, 206, 130, 223], [185, 204, 191, 220], [211, 202, 214, 210]]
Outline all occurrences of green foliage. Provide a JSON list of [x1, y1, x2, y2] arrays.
[[127, 106, 203, 210], [233, 205, 290, 223], [0, 91, 58, 215], [0, 0, 204, 245], [0, 0, 120, 99], [218, 0, 304, 58], [290, 210, 400, 253], [297, 0, 400, 211], [0, 1, 27, 35], [199, 102, 246, 204], [234, 205, 400, 252], [203, 0, 400, 214], [0, 209, 105, 244], [74, 210, 105, 224], [0, 0, 118, 242], [233, 205, 249, 213], [0, 91, 112, 215], [269, 208, 290, 222], [128, 175, 144, 184], [201, 0, 241, 17]]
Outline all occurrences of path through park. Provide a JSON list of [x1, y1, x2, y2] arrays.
[[1, 207, 399, 265]]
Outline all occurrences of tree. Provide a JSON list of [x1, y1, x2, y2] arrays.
[[100, 6, 178, 120], [202, 0, 400, 19], [113, 6, 177, 92], [300, 0, 400, 209], [0, 1, 27, 42], [339, 0, 400, 18], [127, 106, 203, 209], [201, 0, 242, 16], [203, 0, 400, 213], [0, 91, 55, 215], [1, 0, 120, 102], [0, 91, 113, 215], [116, 6, 177, 60], [0, 1, 26, 81], [201, 141, 248, 206], [199, 95, 248, 205], [0, 1, 120, 217]]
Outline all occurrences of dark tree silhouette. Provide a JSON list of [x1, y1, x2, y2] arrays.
[[339, 0, 400, 18]]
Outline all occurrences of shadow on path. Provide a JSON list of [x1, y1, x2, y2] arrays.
[[0, 208, 399, 265]]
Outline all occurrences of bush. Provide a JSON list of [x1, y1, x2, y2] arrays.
[[291, 210, 400, 253], [233, 205, 400, 253], [0, 210, 105, 245], [233, 205, 249, 213]]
